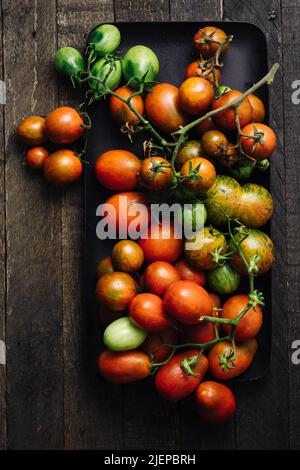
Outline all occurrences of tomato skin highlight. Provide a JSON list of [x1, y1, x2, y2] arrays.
[[112, 240, 144, 273], [109, 86, 144, 125], [221, 294, 263, 341], [195, 381, 236, 424], [45, 107, 84, 144], [240, 123, 277, 160], [179, 77, 214, 116], [98, 349, 150, 384], [18, 116, 47, 146], [26, 146, 49, 170], [155, 350, 209, 401], [103, 316, 147, 351], [141, 328, 178, 362], [95, 271, 138, 312], [43, 150, 82, 186], [130, 293, 174, 332], [174, 258, 206, 286], [143, 261, 180, 297], [95, 150, 141, 192], [138, 223, 184, 265], [212, 90, 253, 131]]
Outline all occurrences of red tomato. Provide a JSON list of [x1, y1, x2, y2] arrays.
[[141, 328, 179, 362], [201, 130, 228, 158], [164, 280, 212, 325], [248, 94, 266, 123], [174, 258, 205, 286], [193, 26, 229, 59], [138, 222, 183, 265], [208, 292, 222, 310], [112, 240, 144, 273], [45, 106, 84, 144], [96, 256, 114, 279], [98, 350, 150, 383], [181, 310, 219, 346], [194, 117, 217, 138], [195, 381, 236, 424], [104, 191, 149, 234], [180, 157, 216, 193], [25, 146, 49, 170], [221, 294, 263, 341], [240, 123, 276, 161], [98, 305, 124, 327], [139, 156, 173, 191], [129, 293, 174, 332], [18, 115, 47, 146], [109, 86, 144, 125], [175, 140, 203, 170], [95, 271, 137, 312], [179, 77, 214, 116], [155, 349, 208, 401], [143, 261, 180, 297], [43, 150, 82, 186], [185, 61, 221, 85], [145, 83, 188, 134], [95, 150, 141, 191], [212, 90, 253, 130]]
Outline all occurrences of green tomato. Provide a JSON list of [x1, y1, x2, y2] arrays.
[[88, 24, 121, 57], [207, 263, 240, 295], [122, 45, 159, 82], [89, 57, 122, 92], [181, 202, 207, 235], [103, 317, 147, 351], [219, 85, 231, 94], [54, 47, 85, 80], [228, 165, 254, 182], [256, 159, 270, 172]]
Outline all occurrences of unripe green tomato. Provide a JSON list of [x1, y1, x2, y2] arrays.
[[256, 159, 270, 172], [89, 58, 122, 91], [103, 317, 147, 351], [54, 47, 85, 80], [207, 263, 240, 295], [122, 45, 159, 82], [180, 203, 207, 233], [88, 24, 121, 57], [228, 165, 254, 182], [218, 85, 231, 95]]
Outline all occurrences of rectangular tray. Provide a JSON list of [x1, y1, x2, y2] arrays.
[[85, 21, 271, 381]]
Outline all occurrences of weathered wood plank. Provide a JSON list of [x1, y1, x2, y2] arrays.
[[223, 0, 288, 450], [281, 0, 300, 450], [114, 0, 168, 22], [170, 0, 221, 20], [3, 0, 64, 449]]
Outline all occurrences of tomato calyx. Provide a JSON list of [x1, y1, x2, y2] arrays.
[[248, 289, 265, 308], [180, 351, 203, 377], [218, 347, 236, 372]]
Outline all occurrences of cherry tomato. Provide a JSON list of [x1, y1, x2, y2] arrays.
[[95, 271, 137, 311], [212, 90, 253, 131], [18, 116, 47, 146], [96, 256, 114, 279], [98, 350, 150, 384], [194, 117, 217, 138], [185, 61, 221, 85], [201, 130, 228, 158], [25, 146, 49, 170], [207, 263, 240, 295], [193, 26, 229, 59], [179, 77, 214, 116], [103, 316, 147, 351], [112, 240, 144, 273], [95, 150, 141, 191], [248, 94, 266, 123], [88, 24, 121, 58], [185, 226, 227, 270], [109, 86, 144, 125], [208, 292, 222, 310], [143, 261, 180, 297], [155, 350, 209, 401], [139, 156, 173, 191], [43, 150, 82, 186], [175, 140, 203, 170], [141, 328, 178, 362], [104, 191, 149, 234], [138, 222, 183, 265], [89, 57, 122, 92], [181, 310, 219, 346], [164, 280, 212, 325], [221, 294, 263, 341], [240, 123, 276, 160], [98, 304, 123, 327], [129, 293, 174, 332], [54, 47, 85, 81], [45, 106, 84, 144], [180, 157, 216, 193], [174, 258, 205, 286], [195, 381, 236, 424], [122, 45, 159, 82]]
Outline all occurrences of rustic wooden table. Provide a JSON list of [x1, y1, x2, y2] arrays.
[[0, 0, 299, 450]]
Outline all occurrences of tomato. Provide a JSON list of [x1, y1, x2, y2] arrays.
[[98, 350, 150, 384], [138, 222, 183, 265], [181, 310, 219, 346], [139, 156, 173, 191], [109, 86, 144, 125], [138, 273, 145, 292], [205, 175, 242, 226], [175, 140, 203, 170], [229, 229, 275, 275], [130, 293, 174, 332], [155, 350, 208, 401], [181, 203, 207, 233], [218, 142, 240, 168], [193, 26, 229, 59], [194, 117, 217, 138], [185, 226, 227, 270], [45, 107, 84, 144], [195, 381, 236, 424], [89, 57, 122, 92], [208, 339, 258, 380], [174, 258, 205, 286], [122, 45, 159, 82], [103, 316, 147, 351], [112, 240, 144, 273], [143, 261, 180, 297], [208, 292, 222, 310], [54, 47, 84, 81], [18, 116, 47, 146], [88, 24, 121, 58], [94, 150, 141, 191], [180, 157, 216, 193], [237, 183, 273, 228], [104, 191, 149, 234], [25, 146, 49, 170], [145, 83, 188, 134], [179, 77, 214, 116], [206, 263, 240, 295], [95, 271, 137, 311], [142, 328, 178, 362], [212, 90, 253, 131], [221, 294, 263, 341], [218, 85, 231, 95], [240, 123, 276, 160], [43, 150, 82, 186], [96, 256, 114, 279], [98, 305, 124, 327], [227, 164, 254, 182], [164, 280, 212, 325], [248, 94, 265, 123], [201, 130, 228, 158], [185, 61, 221, 85]]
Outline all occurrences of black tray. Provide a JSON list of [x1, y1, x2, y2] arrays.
[[85, 21, 271, 381]]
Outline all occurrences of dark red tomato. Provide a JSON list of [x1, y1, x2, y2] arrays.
[[193, 26, 229, 59], [212, 90, 253, 131], [96, 256, 114, 279], [248, 94, 266, 123], [201, 130, 228, 158], [195, 381, 236, 424], [155, 349, 209, 401], [98, 350, 150, 383], [174, 258, 206, 286], [208, 339, 258, 380], [26, 146, 49, 170], [18, 115, 47, 146], [194, 117, 217, 138], [179, 77, 214, 116], [221, 294, 263, 341], [185, 226, 227, 270], [98, 304, 124, 327], [181, 310, 220, 346], [112, 240, 144, 273], [139, 156, 173, 191], [129, 293, 174, 332], [95, 271, 138, 311], [180, 157, 216, 193], [104, 191, 149, 233], [143, 261, 180, 297], [238, 183, 273, 228], [141, 328, 178, 362], [164, 280, 212, 325], [240, 123, 276, 160], [109, 86, 144, 125], [138, 222, 184, 265], [185, 61, 221, 85], [45, 106, 84, 144], [218, 142, 240, 168], [175, 140, 203, 170], [145, 83, 188, 134], [95, 150, 141, 191], [208, 292, 222, 310], [43, 150, 82, 186]]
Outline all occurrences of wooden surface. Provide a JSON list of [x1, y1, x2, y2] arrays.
[[0, 0, 299, 450]]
